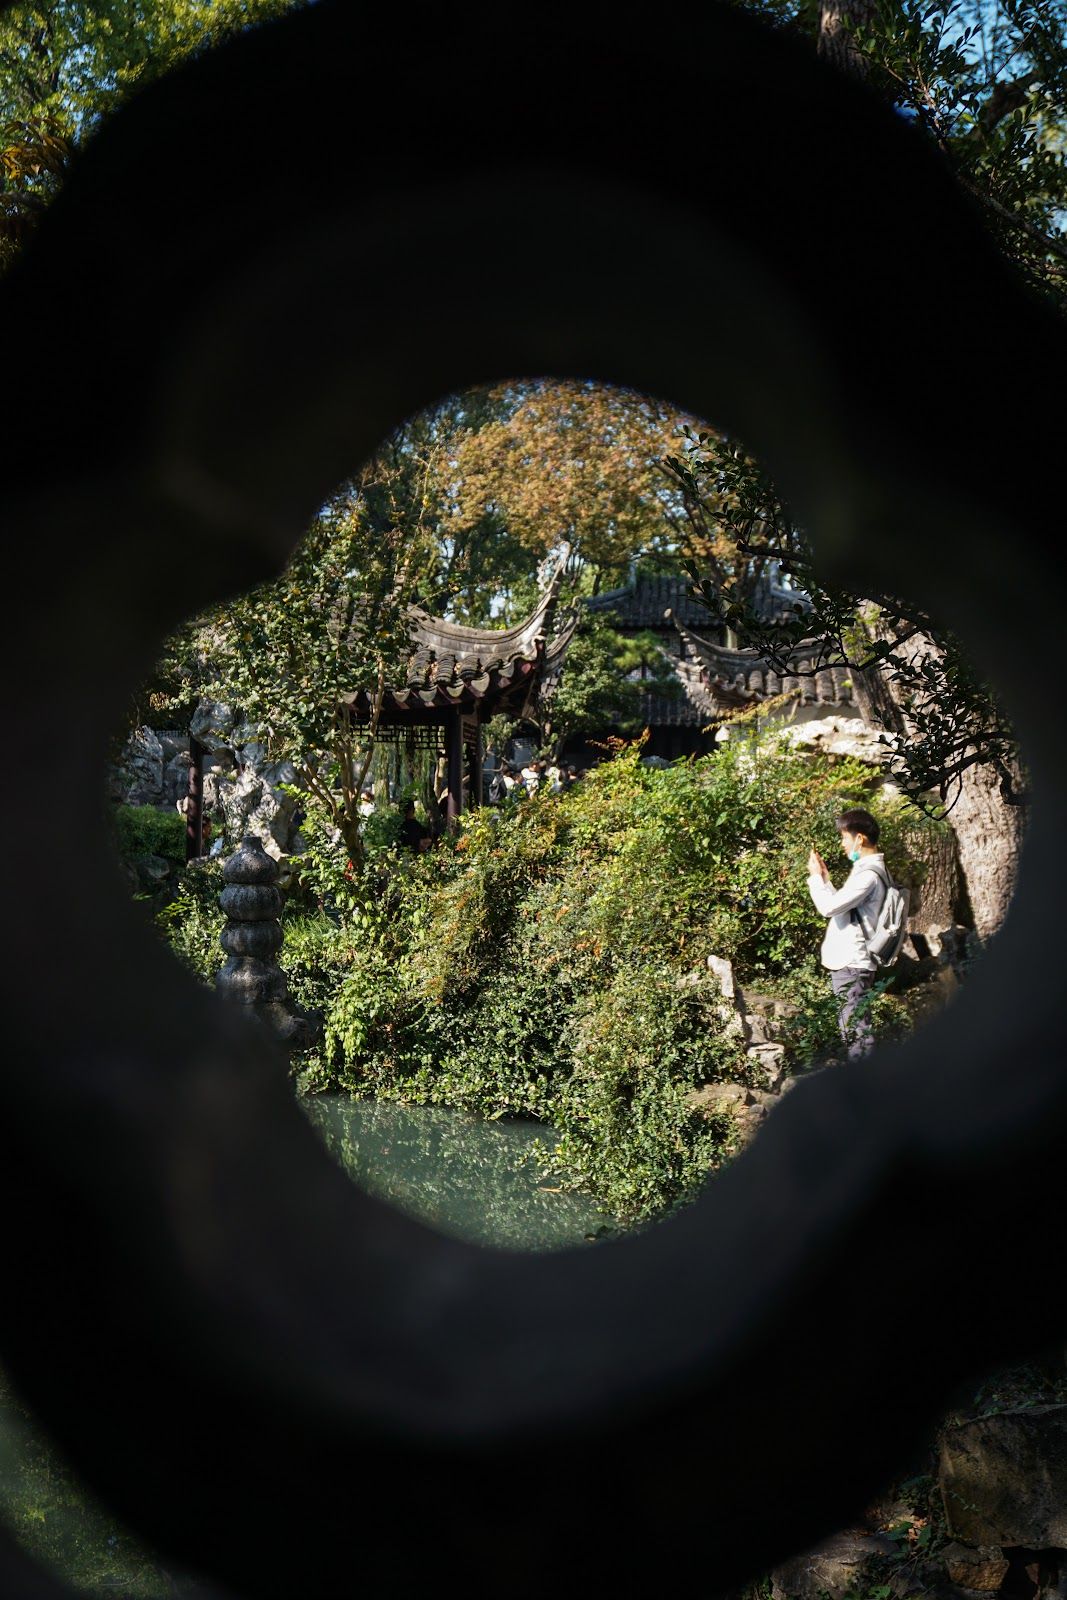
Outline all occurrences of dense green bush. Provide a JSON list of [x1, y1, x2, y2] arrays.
[[153, 857, 225, 981], [151, 733, 947, 1220], [110, 802, 186, 868], [260, 734, 946, 1221]]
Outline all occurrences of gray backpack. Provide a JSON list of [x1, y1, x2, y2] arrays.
[[853, 860, 911, 969]]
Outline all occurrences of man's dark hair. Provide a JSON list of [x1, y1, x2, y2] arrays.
[[835, 807, 880, 845]]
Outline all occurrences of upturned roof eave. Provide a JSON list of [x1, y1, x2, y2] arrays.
[[675, 620, 844, 669], [407, 559, 566, 662], [340, 656, 541, 722]]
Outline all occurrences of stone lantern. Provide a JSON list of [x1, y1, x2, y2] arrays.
[[216, 835, 318, 1051]]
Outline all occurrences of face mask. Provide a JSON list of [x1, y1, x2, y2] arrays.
[[848, 848, 861, 863]]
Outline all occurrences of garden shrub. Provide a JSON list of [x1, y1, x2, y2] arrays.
[[110, 802, 186, 868], [154, 732, 951, 1223], [153, 857, 225, 981]]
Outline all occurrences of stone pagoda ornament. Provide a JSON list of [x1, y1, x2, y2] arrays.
[[216, 835, 318, 1051]]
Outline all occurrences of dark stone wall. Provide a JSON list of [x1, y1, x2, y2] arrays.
[[0, 3, 1063, 1597]]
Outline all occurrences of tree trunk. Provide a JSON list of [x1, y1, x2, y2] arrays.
[[342, 814, 365, 876], [817, 0, 879, 80], [940, 753, 1025, 944], [852, 614, 1025, 946], [850, 657, 907, 739], [903, 823, 964, 936]]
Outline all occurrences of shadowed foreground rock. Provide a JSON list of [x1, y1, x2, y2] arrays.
[[940, 1406, 1067, 1549], [770, 1529, 897, 1599]]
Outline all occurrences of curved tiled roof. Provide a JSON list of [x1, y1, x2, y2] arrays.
[[585, 575, 711, 629], [634, 656, 721, 728], [406, 577, 562, 664], [341, 565, 578, 722], [677, 624, 854, 709], [586, 571, 808, 631]]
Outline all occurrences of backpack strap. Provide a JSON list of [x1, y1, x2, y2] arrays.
[[849, 859, 891, 932]]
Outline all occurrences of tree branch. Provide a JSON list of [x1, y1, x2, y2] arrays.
[[957, 172, 1067, 265]]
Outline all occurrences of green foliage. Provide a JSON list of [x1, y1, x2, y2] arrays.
[[179, 734, 949, 1224], [747, 0, 1067, 305], [109, 802, 185, 868], [153, 856, 225, 981], [1, 0, 305, 271], [543, 961, 736, 1220], [540, 610, 649, 755], [667, 427, 1024, 816]]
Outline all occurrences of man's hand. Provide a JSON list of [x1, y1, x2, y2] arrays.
[[807, 848, 828, 880]]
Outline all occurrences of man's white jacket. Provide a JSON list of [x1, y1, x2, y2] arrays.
[[806, 853, 887, 972]]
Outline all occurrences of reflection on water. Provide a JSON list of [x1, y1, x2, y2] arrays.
[[0, 1097, 613, 1595], [302, 1094, 614, 1250]]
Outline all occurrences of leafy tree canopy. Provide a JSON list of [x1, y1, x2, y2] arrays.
[[0, 0, 304, 267], [654, 0, 1064, 815], [434, 379, 703, 600], [751, 0, 1067, 302]]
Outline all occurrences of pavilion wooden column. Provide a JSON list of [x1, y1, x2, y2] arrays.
[[185, 735, 205, 862], [466, 714, 483, 811], [445, 712, 464, 829]]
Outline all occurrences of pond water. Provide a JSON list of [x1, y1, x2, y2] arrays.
[[302, 1094, 614, 1250], [0, 1097, 613, 1597]]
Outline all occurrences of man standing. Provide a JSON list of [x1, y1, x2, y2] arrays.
[[806, 807, 887, 1061]]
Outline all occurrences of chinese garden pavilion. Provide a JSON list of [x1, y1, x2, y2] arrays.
[[572, 573, 855, 762], [339, 567, 576, 826]]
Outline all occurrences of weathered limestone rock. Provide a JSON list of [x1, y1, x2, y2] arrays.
[[162, 748, 192, 810], [776, 714, 895, 768], [109, 725, 165, 805], [743, 1011, 779, 1045], [746, 1042, 787, 1091], [940, 1542, 1009, 1592], [708, 954, 736, 1000], [932, 925, 979, 968], [189, 698, 239, 755], [215, 762, 300, 861], [187, 700, 303, 855], [216, 836, 318, 1051], [939, 1404, 1067, 1548], [770, 1528, 897, 1599], [735, 985, 778, 1017], [736, 986, 800, 1021], [705, 955, 795, 1095], [133, 853, 172, 892], [704, 954, 748, 1044], [689, 1082, 784, 1150], [732, 1100, 772, 1144], [686, 1082, 747, 1115]]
